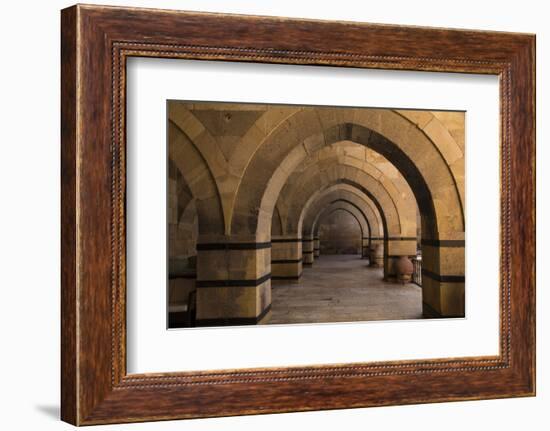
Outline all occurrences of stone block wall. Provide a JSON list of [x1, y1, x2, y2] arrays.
[[318, 210, 362, 254]]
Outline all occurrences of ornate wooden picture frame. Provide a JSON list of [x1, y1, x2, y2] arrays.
[[61, 4, 535, 425]]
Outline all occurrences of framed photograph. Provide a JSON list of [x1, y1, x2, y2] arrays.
[[61, 4, 535, 425]]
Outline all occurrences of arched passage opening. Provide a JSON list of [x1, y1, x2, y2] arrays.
[[168, 102, 464, 326], [317, 208, 364, 255], [312, 199, 372, 259], [271, 183, 382, 280], [235, 111, 462, 318]]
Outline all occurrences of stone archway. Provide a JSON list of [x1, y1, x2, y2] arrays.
[[168, 121, 224, 236], [315, 207, 365, 256], [169, 102, 465, 323], [232, 108, 463, 317], [313, 203, 368, 258], [285, 163, 417, 280], [311, 198, 376, 260], [271, 184, 382, 279]]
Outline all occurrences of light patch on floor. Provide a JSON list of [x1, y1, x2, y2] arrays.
[[267, 254, 423, 325]]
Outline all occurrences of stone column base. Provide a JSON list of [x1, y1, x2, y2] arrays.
[[420, 239, 465, 317], [422, 270, 465, 317], [272, 237, 303, 280], [302, 237, 314, 265], [195, 242, 272, 326], [314, 237, 320, 258], [361, 237, 369, 259]]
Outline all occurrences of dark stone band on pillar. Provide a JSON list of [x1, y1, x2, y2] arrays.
[[421, 239, 465, 247], [421, 268, 465, 283], [369, 237, 416, 241], [197, 242, 271, 250], [196, 273, 271, 288], [195, 304, 272, 326], [272, 258, 303, 264], [168, 273, 196, 280], [271, 238, 302, 243]]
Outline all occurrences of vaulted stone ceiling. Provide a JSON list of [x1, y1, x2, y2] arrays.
[[190, 106, 265, 160]]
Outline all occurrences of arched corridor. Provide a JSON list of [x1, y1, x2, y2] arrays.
[[167, 101, 465, 328]]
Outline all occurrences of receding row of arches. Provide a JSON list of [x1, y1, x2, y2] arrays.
[[167, 102, 465, 328]]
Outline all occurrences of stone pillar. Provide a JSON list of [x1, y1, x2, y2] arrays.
[[313, 237, 320, 258], [369, 237, 384, 267], [302, 237, 314, 265], [361, 237, 369, 259], [168, 275, 196, 328], [271, 237, 303, 280], [383, 237, 417, 281], [420, 238, 465, 318], [195, 241, 272, 326]]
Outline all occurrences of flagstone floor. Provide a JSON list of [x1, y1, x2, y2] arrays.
[[268, 254, 423, 325]]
